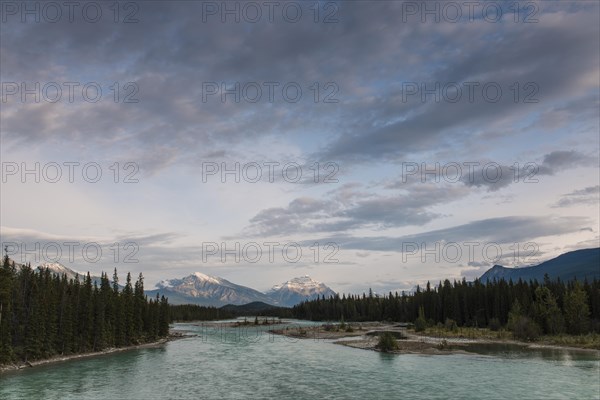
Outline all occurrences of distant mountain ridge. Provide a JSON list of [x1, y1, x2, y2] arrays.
[[146, 272, 337, 307], [479, 248, 599, 283]]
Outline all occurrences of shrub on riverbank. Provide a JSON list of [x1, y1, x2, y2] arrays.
[[414, 306, 427, 332], [488, 318, 501, 331], [376, 332, 399, 352], [511, 316, 541, 342]]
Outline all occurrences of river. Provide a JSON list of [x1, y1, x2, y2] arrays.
[[1, 320, 599, 399]]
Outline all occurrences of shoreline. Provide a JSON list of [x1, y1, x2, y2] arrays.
[[269, 323, 600, 356], [408, 331, 600, 354], [0, 333, 185, 374]]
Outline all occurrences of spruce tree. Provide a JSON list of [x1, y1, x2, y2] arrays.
[[563, 282, 591, 334], [0, 250, 14, 363]]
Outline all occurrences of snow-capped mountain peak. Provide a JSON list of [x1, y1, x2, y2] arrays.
[[268, 276, 336, 306], [272, 275, 325, 289], [192, 272, 222, 284], [157, 272, 223, 289], [152, 272, 274, 307], [37, 262, 84, 279], [157, 279, 174, 288], [34, 262, 107, 286]]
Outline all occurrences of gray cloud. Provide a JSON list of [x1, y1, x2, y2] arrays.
[[553, 185, 600, 208], [463, 150, 596, 191], [240, 183, 468, 237], [381, 150, 596, 193], [539, 151, 598, 174], [300, 215, 592, 252], [1, 2, 598, 172], [318, 4, 600, 163]]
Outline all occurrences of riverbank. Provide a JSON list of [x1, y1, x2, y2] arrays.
[[413, 325, 600, 350], [0, 332, 185, 373], [269, 323, 600, 356], [269, 322, 380, 340], [196, 318, 285, 328]]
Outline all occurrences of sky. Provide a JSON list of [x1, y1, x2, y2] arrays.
[[1, 0, 599, 294]]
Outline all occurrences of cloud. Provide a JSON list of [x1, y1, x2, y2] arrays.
[[300, 215, 592, 252], [240, 183, 469, 237], [317, 5, 600, 163], [462, 150, 596, 192], [380, 149, 597, 194], [538, 151, 597, 174], [552, 185, 600, 208], [1, 2, 598, 173]]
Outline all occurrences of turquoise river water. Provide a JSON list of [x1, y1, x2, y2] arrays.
[[1, 320, 599, 399]]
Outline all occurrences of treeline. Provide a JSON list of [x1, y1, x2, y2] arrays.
[[0, 254, 170, 365], [169, 304, 293, 321], [170, 304, 234, 321], [292, 276, 600, 337], [234, 307, 293, 318]]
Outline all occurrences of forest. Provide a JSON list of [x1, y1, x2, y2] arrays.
[[169, 303, 293, 321], [169, 304, 234, 321], [0, 253, 170, 365], [292, 276, 600, 339]]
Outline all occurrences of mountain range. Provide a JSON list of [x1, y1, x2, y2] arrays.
[[17, 247, 599, 307], [479, 247, 599, 283], [145, 273, 336, 307], [10, 258, 337, 307]]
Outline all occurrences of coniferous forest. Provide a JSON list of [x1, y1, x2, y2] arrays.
[[292, 277, 600, 338], [169, 304, 234, 321], [0, 253, 170, 365]]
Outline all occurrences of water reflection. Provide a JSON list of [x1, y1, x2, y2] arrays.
[[378, 352, 397, 363]]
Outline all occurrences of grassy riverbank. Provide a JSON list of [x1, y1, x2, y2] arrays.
[[415, 326, 600, 350]]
